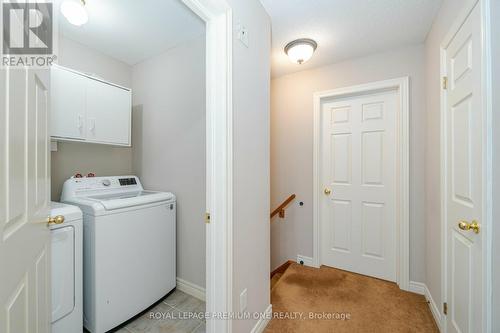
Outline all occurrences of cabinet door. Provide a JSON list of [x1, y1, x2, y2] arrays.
[[51, 67, 86, 140], [85, 79, 131, 146]]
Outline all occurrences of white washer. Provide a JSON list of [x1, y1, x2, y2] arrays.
[[50, 202, 83, 333], [61, 176, 176, 333]]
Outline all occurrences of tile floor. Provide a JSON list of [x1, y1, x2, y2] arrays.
[[106, 290, 205, 333]]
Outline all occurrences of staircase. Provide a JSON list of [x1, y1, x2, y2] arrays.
[[270, 195, 296, 290], [270, 260, 294, 291]]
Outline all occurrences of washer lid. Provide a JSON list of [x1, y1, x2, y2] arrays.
[[50, 202, 82, 222], [86, 190, 174, 210]]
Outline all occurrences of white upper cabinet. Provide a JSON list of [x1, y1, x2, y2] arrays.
[[51, 66, 87, 140], [86, 76, 131, 145], [50, 66, 132, 146]]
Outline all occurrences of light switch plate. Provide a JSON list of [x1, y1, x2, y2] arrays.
[[240, 288, 248, 311], [50, 140, 58, 152], [237, 23, 249, 48]]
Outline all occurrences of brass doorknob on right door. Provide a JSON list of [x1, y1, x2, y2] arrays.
[[458, 220, 480, 234], [324, 188, 332, 195]]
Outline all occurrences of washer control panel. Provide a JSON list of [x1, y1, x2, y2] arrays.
[[61, 176, 143, 200], [119, 178, 137, 186]]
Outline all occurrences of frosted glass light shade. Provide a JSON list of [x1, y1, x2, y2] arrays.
[[284, 39, 317, 64], [61, 0, 88, 26]]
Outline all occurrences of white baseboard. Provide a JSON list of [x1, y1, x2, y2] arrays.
[[407, 281, 442, 331], [176, 277, 205, 301], [408, 281, 425, 295], [250, 304, 272, 333], [296, 255, 314, 267], [423, 284, 443, 332]]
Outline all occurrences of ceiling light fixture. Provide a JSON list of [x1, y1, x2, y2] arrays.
[[61, 0, 88, 26], [284, 38, 317, 65]]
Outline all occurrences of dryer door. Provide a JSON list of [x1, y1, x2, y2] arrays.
[[51, 226, 75, 323]]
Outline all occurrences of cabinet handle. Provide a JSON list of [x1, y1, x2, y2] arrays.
[[77, 114, 83, 130], [89, 118, 95, 132]]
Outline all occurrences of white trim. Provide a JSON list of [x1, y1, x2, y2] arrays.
[[408, 281, 425, 295], [481, 1, 493, 331], [176, 277, 206, 301], [296, 255, 314, 267], [312, 77, 410, 291], [439, 42, 448, 333], [408, 282, 444, 331], [424, 284, 443, 332], [439, 1, 492, 332], [250, 304, 273, 333], [181, 1, 233, 333]]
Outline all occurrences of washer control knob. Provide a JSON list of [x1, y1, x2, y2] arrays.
[[102, 179, 111, 187]]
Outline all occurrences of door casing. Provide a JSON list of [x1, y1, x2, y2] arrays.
[[312, 77, 410, 291], [180, 1, 234, 333], [439, 0, 493, 331]]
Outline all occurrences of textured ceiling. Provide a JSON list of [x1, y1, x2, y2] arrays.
[[260, 0, 442, 77]]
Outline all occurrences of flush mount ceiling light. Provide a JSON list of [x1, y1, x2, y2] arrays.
[[284, 38, 317, 65], [61, 0, 88, 26]]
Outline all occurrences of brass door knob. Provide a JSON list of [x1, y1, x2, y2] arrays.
[[458, 220, 480, 234], [324, 188, 332, 195], [48, 215, 65, 226]]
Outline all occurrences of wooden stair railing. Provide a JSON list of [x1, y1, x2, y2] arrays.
[[271, 194, 296, 219]]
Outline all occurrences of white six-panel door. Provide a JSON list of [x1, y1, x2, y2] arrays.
[[0, 66, 51, 333], [320, 90, 397, 281], [444, 4, 483, 333]]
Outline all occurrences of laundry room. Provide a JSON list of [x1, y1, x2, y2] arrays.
[[49, 0, 207, 332]]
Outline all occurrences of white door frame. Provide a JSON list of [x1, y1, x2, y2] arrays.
[[312, 77, 410, 291], [439, 0, 493, 331], [181, 1, 233, 333]]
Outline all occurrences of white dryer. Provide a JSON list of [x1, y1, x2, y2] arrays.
[[50, 202, 83, 333], [61, 176, 176, 333]]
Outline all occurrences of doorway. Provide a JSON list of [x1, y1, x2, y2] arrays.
[[0, 0, 233, 332], [312, 78, 410, 290]]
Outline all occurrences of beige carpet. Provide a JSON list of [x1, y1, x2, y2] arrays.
[[265, 264, 438, 333]]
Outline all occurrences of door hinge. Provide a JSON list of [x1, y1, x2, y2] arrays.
[[443, 302, 448, 315], [204, 212, 211, 224], [442, 76, 448, 90]]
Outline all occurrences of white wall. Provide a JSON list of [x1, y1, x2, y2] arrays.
[[423, 0, 469, 315], [58, 37, 132, 87], [51, 37, 133, 200], [225, 0, 271, 332], [131, 35, 206, 288], [270, 44, 426, 282]]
